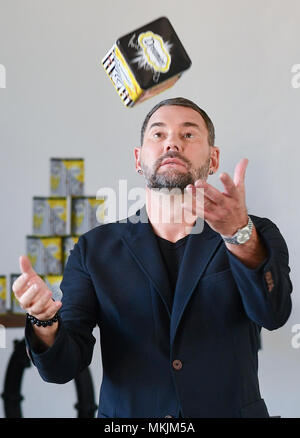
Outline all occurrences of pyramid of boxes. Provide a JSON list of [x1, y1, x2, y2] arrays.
[[0, 158, 105, 316]]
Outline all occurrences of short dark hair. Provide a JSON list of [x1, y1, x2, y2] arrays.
[[140, 97, 215, 146]]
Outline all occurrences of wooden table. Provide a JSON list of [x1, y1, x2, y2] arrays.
[[0, 312, 26, 328]]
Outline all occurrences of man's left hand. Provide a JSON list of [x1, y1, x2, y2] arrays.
[[183, 158, 249, 236]]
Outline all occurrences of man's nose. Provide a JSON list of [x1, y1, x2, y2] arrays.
[[163, 136, 182, 153]]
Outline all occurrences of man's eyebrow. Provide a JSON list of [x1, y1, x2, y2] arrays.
[[148, 121, 201, 130], [148, 122, 166, 130], [181, 122, 201, 130]]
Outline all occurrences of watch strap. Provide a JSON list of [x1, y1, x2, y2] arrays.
[[221, 216, 253, 245]]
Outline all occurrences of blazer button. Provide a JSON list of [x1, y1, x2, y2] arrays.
[[172, 359, 183, 370]]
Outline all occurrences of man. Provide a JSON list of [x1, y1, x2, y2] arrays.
[[13, 97, 292, 418]]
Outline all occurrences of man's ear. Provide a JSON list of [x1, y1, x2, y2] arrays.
[[210, 146, 220, 173], [134, 146, 142, 172]]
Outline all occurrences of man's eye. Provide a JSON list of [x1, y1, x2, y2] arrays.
[[183, 133, 193, 138], [153, 132, 162, 138]]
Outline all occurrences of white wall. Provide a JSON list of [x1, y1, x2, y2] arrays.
[[0, 0, 299, 417]]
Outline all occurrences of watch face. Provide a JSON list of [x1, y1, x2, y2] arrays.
[[237, 229, 250, 244]]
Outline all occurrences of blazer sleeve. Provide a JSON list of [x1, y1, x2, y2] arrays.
[[24, 235, 100, 384], [226, 216, 293, 331]]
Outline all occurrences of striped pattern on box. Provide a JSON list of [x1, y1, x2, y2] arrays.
[[102, 45, 134, 108]]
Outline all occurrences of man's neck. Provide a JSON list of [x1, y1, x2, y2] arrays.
[[145, 187, 197, 243]]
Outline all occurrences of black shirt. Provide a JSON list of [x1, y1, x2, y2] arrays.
[[155, 234, 189, 304]]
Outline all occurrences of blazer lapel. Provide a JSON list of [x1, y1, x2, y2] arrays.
[[119, 205, 223, 338], [120, 205, 173, 317], [170, 218, 223, 345]]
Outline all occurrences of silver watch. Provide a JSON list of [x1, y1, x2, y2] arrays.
[[221, 216, 253, 245]]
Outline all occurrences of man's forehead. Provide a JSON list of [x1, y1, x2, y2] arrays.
[[146, 105, 207, 129]]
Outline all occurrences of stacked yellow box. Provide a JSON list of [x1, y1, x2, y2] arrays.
[[3, 158, 106, 315]]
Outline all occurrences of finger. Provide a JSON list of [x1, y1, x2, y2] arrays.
[[13, 272, 43, 299], [219, 172, 237, 197], [32, 300, 62, 321], [182, 195, 215, 221], [19, 255, 36, 277], [12, 272, 30, 297], [184, 187, 216, 216], [185, 186, 206, 211], [194, 180, 223, 205], [18, 283, 45, 310], [233, 158, 248, 187], [27, 288, 54, 315]]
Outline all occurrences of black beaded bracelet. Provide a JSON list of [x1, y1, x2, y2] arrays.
[[26, 312, 59, 327]]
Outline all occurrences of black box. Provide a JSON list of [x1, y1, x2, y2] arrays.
[[102, 17, 192, 107]]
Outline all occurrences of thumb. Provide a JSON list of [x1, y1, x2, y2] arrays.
[[19, 255, 36, 276], [233, 158, 249, 187]]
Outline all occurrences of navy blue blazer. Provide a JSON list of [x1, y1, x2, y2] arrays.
[[25, 206, 292, 418]]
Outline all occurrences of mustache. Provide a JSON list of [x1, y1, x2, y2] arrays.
[[155, 151, 191, 171]]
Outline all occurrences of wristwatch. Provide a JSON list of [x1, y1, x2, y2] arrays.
[[221, 216, 253, 245]]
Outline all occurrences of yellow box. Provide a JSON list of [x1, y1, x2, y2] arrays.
[[10, 273, 26, 314], [71, 197, 105, 235], [102, 17, 191, 107], [0, 276, 7, 314], [33, 197, 67, 235], [43, 275, 63, 302], [51, 158, 84, 197], [26, 236, 63, 275]]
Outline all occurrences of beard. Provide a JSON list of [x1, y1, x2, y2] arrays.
[[140, 151, 211, 192]]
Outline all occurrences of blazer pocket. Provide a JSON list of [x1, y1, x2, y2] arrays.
[[201, 268, 233, 283], [240, 398, 269, 418]]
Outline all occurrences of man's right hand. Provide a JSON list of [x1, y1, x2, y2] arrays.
[[13, 255, 62, 320]]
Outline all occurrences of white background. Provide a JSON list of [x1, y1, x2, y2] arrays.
[[0, 0, 299, 417]]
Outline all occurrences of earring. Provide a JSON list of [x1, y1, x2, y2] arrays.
[[209, 170, 214, 175], [138, 169, 143, 174]]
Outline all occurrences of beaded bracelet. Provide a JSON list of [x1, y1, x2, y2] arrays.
[[26, 312, 59, 327]]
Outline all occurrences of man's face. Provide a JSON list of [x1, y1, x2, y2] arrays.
[[135, 105, 219, 191]]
